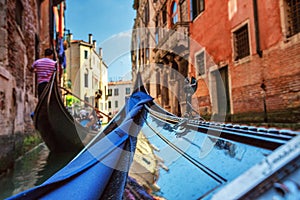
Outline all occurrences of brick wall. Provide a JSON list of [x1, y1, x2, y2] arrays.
[[189, 0, 300, 126], [0, 0, 51, 174]]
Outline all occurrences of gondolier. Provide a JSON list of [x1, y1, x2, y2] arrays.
[[30, 48, 57, 99]]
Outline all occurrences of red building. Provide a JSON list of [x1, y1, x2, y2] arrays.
[[189, 0, 300, 127]]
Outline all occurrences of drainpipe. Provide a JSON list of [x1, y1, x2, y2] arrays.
[[253, 0, 263, 57]]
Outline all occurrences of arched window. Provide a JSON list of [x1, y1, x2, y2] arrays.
[[172, 1, 179, 25]]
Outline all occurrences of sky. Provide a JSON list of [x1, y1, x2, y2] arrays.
[[65, 1, 136, 81]]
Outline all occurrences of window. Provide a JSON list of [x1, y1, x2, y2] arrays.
[[233, 24, 250, 61], [155, 32, 159, 44], [15, 0, 24, 29], [125, 87, 131, 95], [162, 5, 167, 26], [108, 89, 112, 96], [84, 50, 88, 59], [155, 16, 159, 44], [114, 88, 119, 96], [84, 95, 89, 107], [115, 101, 118, 108], [195, 51, 205, 76], [108, 101, 111, 109], [145, 48, 149, 63], [144, 0, 149, 26], [84, 73, 88, 87], [285, 0, 300, 37], [172, 1, 179, 25], [191, 0, 205, 20]]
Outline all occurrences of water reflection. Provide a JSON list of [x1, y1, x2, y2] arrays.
[[0, 143, 76, 199]]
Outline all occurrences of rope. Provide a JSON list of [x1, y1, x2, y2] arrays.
[[142, 114, 227, 184]]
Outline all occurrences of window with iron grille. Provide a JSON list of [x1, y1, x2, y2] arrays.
[[285, 0, 300, 37], [195, 51, 205, 76], [233, 24, 250, 61], [191, 0, 205, 20]]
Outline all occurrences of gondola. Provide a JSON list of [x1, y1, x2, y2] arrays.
[[33, 71, 97, 153], [6, 72, 154, 200], [7, 72, 300, 199]]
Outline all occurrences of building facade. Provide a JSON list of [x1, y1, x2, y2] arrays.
[[133, 0, 300, 128], [0, 0, 65, 173], [132, 0, 190, 116], [107, 80, 133, 117], [65, 34, 109, 122]]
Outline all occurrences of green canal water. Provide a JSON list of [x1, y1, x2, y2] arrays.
[[0, 143, 76, 199]]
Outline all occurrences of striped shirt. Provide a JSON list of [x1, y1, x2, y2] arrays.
[[32, 58, 57, 84]]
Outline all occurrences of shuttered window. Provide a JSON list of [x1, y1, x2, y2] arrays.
[[108, 89, 112, 96], [195, 51, 205, 76]]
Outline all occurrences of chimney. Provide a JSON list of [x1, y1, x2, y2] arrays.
[[68, 33, 73, 41], [88, 33, 93, 44], [93, 40, 96, 48], [99, 48, 103, 58]]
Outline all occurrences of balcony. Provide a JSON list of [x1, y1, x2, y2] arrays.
[[154, 21, 189, 58]]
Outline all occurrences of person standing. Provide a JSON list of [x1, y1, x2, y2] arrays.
[[30, 48, 57, 99]]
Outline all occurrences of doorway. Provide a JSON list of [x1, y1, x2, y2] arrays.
[[212, 66, 231, 120]]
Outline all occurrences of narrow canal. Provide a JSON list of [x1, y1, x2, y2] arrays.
[[0, 143, 76, 199]]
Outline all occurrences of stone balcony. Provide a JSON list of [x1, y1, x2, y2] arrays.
[[154, 21, 190, 58]]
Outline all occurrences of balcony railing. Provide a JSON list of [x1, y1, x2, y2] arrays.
[[154, 21, 189, 56]]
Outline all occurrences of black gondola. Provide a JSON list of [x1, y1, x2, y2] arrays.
[[7, 72, 154, 200], [33, 71, 96, 153]]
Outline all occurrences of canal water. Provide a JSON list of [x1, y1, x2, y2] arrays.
[[0, 143, 76, 199]]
